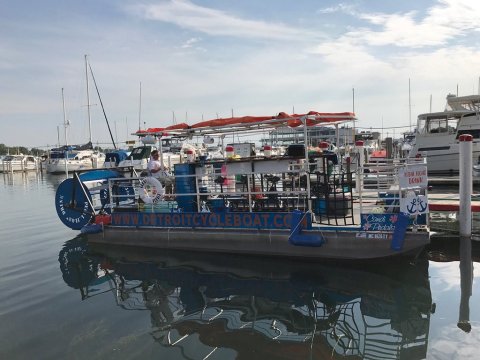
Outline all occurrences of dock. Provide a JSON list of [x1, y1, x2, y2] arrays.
[[428, 175, 480, 187]]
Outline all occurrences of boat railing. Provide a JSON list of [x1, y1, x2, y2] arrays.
[[356, 157, 429, 226], [98, 155, 428, 229]]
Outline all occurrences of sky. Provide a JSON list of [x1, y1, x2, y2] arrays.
[[1, 0, 480, 149]]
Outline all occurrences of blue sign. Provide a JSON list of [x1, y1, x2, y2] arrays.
[[111, 211, 311, 230], [361, 213, 399, 231]]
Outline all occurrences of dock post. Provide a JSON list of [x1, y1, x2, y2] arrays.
[[459, 134, 472, 237], [355, 140, 364, 194]]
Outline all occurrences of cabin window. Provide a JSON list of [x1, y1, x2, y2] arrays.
[[456, 129, 480, 139], [446, 117, 459, 133], [129, 146, 151, 160], [417, 119, 427, 134], [427, 118, 448, 134]]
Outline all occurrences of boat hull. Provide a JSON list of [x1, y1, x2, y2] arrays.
[[88, 226, 429, 260]]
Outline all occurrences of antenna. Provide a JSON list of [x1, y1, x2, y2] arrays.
[[430, 94, 432, 112]]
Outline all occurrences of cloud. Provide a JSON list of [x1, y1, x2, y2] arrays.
[[181, 37, 201, 48], [316, 0, 480, 48], [128, 0, 311, 41], [355, 0, 480, 48], [317, 3, 358, 16]]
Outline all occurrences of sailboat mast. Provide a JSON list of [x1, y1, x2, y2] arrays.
[[62, 88, 69, 146], [62, 87, 69, 177], [408, 78, 412, 132], [85, 54, 92, 143], [138, 82, 142, 131]]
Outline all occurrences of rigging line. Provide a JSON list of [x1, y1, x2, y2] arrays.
[[88, 62, 117, 150]]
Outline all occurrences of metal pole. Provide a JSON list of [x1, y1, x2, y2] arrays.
[[459, 134, 472, 237], [303, 116, 312, 214], [85, 55, 92, 143], [62, 88, 69, 177], [355, 141, 364, 214]]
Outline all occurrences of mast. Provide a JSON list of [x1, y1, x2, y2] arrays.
[[88, 61, 117, 149], [408, 78, 412, 131], [62, 87, 69, 176], [62, 88, 69, 146], [138, 82, 142, 131], [352, 87, 356, 143], [85, 55, 92, 143]]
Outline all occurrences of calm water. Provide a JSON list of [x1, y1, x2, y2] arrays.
[[1, 172, 479, 360]]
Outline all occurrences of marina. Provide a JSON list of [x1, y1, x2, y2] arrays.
[[4, 1, 480, 357]]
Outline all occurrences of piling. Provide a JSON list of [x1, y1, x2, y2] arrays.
[[459, 134, 472, 237], [355, 140, 364, 194]]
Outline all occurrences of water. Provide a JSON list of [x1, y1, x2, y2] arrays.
[[0, 172, 479, 359]]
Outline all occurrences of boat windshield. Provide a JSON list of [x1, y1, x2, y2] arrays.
[[129, 146, 152, 160], [421, 115, 459, 134]]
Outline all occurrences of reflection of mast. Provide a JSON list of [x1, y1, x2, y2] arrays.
[[458, 236, 473, 333]]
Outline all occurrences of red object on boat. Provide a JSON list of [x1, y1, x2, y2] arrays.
[[355, 140, 364, 146], [94, 214, 111, 225], [370, 150, 387, 158], [429, 203, 480, 212], [319, 141, 329, 149], [164, 123, 190, 130]]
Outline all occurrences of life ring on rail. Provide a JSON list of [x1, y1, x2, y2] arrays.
[[138, 177, 164, 204]]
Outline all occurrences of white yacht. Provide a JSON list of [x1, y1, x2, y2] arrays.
[[45, 143, 105, 174], [408, 94, 480, 174], [0, 154, 39, 172], [474, 156, 480, 177]]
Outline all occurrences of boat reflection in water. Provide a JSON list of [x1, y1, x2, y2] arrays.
[[59, 237, 433, 359]]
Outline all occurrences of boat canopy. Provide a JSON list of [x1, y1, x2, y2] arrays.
[[132, 111, 356, 137], [105, 150, 129, 165], [51, 141, 93, 152]]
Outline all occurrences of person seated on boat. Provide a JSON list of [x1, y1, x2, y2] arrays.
[[147, 150, 173, 193]]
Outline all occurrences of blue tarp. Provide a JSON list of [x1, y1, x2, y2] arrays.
[[105, 150, 129, 165]]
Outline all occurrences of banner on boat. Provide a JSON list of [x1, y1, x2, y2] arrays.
[[111, 212, 311, 230]]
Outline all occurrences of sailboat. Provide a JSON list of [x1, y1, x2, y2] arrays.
[[46, 56, 106, 174]]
